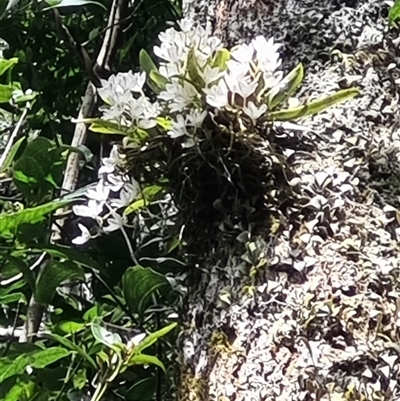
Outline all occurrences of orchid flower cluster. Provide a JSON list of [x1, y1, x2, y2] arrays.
[[72, 145, 140, 245], [72, 18, 288, 245], [96, 18, 285, 149]]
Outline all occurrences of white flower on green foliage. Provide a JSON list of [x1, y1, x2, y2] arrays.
[[187, 109, 207, 129], [72, 224, 93, 245], [243, 101, 267, 124], [111, 179, 140, 208], [71, 146, 141, 245], [201, 65, 224, 87], [103, 212, 127, 233], [168, 115, 188, 139], [73, 199, 104, 220], [204, 80, 229, 108], [159, 80, 199, 113], [86, 180, 110, 202]]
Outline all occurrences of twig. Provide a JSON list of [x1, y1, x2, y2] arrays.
[[0, 105, 29, 172], [20, 0, 129, 343]]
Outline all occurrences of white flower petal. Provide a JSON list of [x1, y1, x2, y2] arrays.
[[72, 224, 92, 245]]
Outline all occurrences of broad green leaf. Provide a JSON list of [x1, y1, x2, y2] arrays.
[[139, 49, 158, 76], [0, 58, 18, 77], [149, 70, 168, 91], [1, 380, 35, 401], [57, 321, 85, 334], [35, 261, 85, 304], [91, 318, 123, 349], [0, 347, 71, 383], [0, 136, 26, 173], [43, 0, 107, 10], [126, 354, 166, 373], [267, 88, 359, 121], [83, 305, 100, 321], [89, 120, 127, 135], [267, 63, 304, 110], [122, 266, 171, 316], [47, 333, 97, 369], [0, 199, 70, 237], [126, 376, 156, 401], [10, 245, 100, 272], [30, 347, 71, 369], [22, 137, 54, 168], [211, 48, 230, 71], [134, 323, 177, 354], [389, 0, 400, 26], [0, 292, 25, 304], [124, 184, 163, 215], [39, 244, 102, 272], [0, 84, 14, 103], [13, 156, 46, 184]]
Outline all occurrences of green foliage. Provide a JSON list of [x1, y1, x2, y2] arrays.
[[122, 265, 172, 316], [35, 260, 85, 304], [268, 88, 359, 121], [389, 0, 400, 26], [0, 199, 70, 237], [0, 347, 71, 384]]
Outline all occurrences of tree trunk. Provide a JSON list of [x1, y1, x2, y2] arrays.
[[177, 0, 400, 400]]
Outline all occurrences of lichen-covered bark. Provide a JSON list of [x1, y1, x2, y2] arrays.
[[177, 0, 400, 400]]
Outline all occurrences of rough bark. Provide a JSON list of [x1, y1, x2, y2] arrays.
[[178, 0, 400, 400]]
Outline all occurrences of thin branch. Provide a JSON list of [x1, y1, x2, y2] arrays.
[[0, 105, 28, 171], [20, 0, 129, 343]]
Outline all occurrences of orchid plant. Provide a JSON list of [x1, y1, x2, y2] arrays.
[[72, 17, 359, 246]]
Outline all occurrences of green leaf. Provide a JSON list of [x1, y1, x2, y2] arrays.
[[39, 244, 102, 272], [134, 323, 177, 354], [1, 380, 35, 401], [12, 89, 37, 104], [126, 376, 156, 401], [139, 49, 158, 76], [122, 266, 171, 316], [47, 333, 97, 369], [267, 88, 359, 121], [0, 199, 70, 237], [0, 137, 26, 174], [0, 84, 15, 103], [0, 58, 18, 77], [126, 354, 166, 373], [0, 292, 25, 304], [186, 48, 205, 88], [156, 116, 172, 130], [57, 321, 85, 334], [13, 156, 46, 184], [0, 347, 71, 384], [389, 0, 400, 26], [73, 368, 87, 390], [2, 255, 35, 292], [211, 48, 230, 71], [35, 261, 85, 304], [124, 184, 163, 215], [149, 70, 168, 91], [43, 0, 107, 11], [91, 318, 123, 349], [267, 63, 304, 110], [88, 120, 127, 135]]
